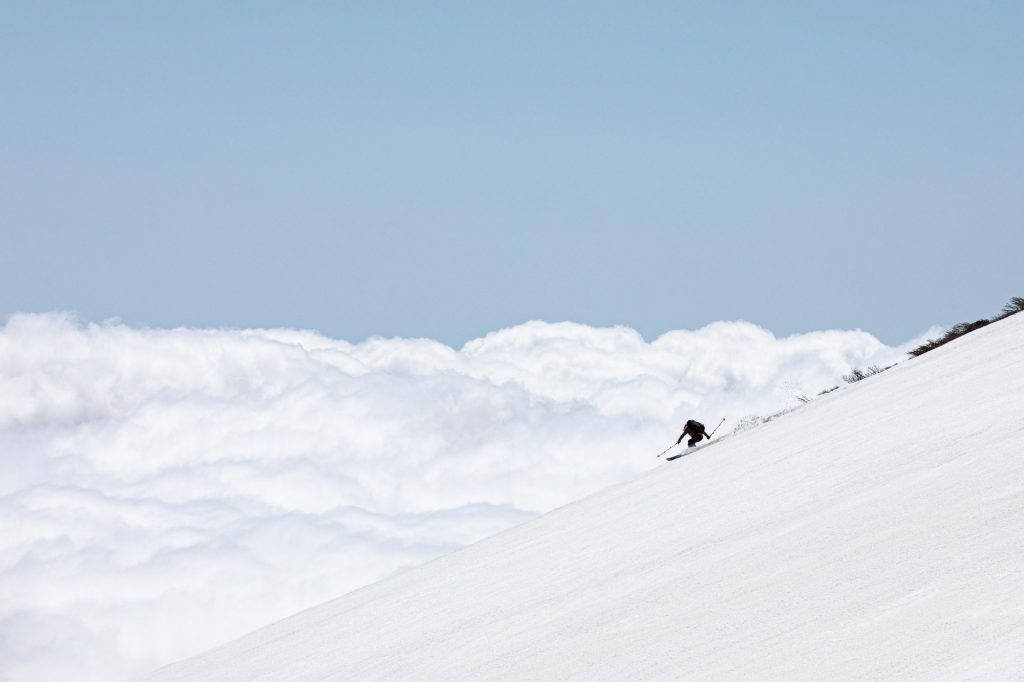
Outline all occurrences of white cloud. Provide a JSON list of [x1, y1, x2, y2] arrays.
[[0, 312, 932, 680]]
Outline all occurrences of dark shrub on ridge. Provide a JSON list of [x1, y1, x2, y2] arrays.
[[909, 296, 1024, 358]]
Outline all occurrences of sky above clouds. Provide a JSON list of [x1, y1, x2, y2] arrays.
[[0, 313, 929, 680], [2, 2, 1022, 345]]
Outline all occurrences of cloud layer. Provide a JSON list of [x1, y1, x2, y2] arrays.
[[0, 313, 927, 680]]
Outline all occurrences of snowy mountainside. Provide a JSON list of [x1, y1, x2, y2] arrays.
[[146, 313, 1024, 681]]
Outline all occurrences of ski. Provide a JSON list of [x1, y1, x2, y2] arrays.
[[665, 438, 722, 461]]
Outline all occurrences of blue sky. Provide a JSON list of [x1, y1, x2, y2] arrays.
[[2, 1, 1021, 345]]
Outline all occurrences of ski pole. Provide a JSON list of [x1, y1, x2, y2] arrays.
[[708, 417, 726, 437], [655, 443, 677, 458]]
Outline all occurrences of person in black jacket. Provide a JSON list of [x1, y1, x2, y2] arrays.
[[676, 419, 711, 448]]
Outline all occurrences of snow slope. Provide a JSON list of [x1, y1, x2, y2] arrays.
[[145, 313, 1024, 681]]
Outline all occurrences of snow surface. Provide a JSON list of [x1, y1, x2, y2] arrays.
[[145, 313, 1024, 681]]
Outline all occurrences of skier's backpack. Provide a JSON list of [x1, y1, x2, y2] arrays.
[[686, 420, 704, 433]]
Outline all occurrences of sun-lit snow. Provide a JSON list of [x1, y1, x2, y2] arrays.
[[145, 313, 1024, 680]]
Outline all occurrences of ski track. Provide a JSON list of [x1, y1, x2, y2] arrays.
[[145, 313, 1024, 681]]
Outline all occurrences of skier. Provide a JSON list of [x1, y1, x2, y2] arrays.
[[676, 419, 711, 448]]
